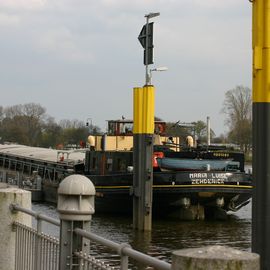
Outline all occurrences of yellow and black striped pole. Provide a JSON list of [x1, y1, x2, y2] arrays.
[[252, 0, 270, 267], [133, 85, 155, 231]]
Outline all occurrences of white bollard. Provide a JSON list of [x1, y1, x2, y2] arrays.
[[172, 245, 260, 270], [57, 175, 95, 270], [0, 183, 31, 270]]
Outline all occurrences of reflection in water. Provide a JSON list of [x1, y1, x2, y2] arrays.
[[32, 202, 251, 264]]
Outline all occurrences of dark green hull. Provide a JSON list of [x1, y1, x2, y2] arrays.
[[42, 170, 252, 217]]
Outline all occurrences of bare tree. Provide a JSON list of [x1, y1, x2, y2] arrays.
[[4, 104, 24, 118], [59, 119, 85, 129], [22, 103, 46, 119], [2, 103, 46, 146], [192, 120, 215, 142], [1, 103, 102, 147], [222, 85, 252, 153], [41, 117, 63, 148]]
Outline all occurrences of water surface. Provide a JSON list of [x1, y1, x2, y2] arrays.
[[32, 202, 251, 264]]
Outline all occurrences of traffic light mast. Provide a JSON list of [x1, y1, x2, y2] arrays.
[[133, 12, 159, 231], [138, 12, 160, 85]]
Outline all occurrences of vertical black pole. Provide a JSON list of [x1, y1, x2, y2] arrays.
[[252, 105, 270, 269], [251, 1, 270, 268], [133, 134, 153, 231]]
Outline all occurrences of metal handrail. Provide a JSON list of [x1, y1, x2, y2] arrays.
[[74, 228, 171, 270], [10, 203, 172, 270], [10, 203, 60, 227]]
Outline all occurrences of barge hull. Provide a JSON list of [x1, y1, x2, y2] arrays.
[[42, 171, 252, 218]]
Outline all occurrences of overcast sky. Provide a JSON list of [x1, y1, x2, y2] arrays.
[[0, 0, 252, 135]]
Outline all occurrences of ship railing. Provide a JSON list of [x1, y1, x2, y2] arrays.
[[0, 169, 43, 189], [10, 203, 171, 270]]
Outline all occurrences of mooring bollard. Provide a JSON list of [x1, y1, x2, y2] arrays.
[[57, 174, 95, 270], [172, 245, 260, 270], [0, 183, 31, 270]]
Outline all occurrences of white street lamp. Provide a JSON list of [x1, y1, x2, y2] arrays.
[[149, 66, 168, 84], [145, 12, 160, 19]]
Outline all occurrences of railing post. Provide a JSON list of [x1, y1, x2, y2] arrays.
[[57, 175, 95, 270], [0, 183, 31, 270], [118, 243, 131, 270], [171, 245, 260, 270], [34, 216, 42, 270]]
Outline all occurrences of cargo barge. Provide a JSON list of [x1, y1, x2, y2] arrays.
[[0, 120, 252, 220]]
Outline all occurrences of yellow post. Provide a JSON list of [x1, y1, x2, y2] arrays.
[[133, 87, 143, 134], [252, 0, 270, 268], [133, 85, 155, 231], [133, 86, 155, 134], [252, 0, 270, 103]]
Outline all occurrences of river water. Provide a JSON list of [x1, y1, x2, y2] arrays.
[[32, 202, 251, 264]]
